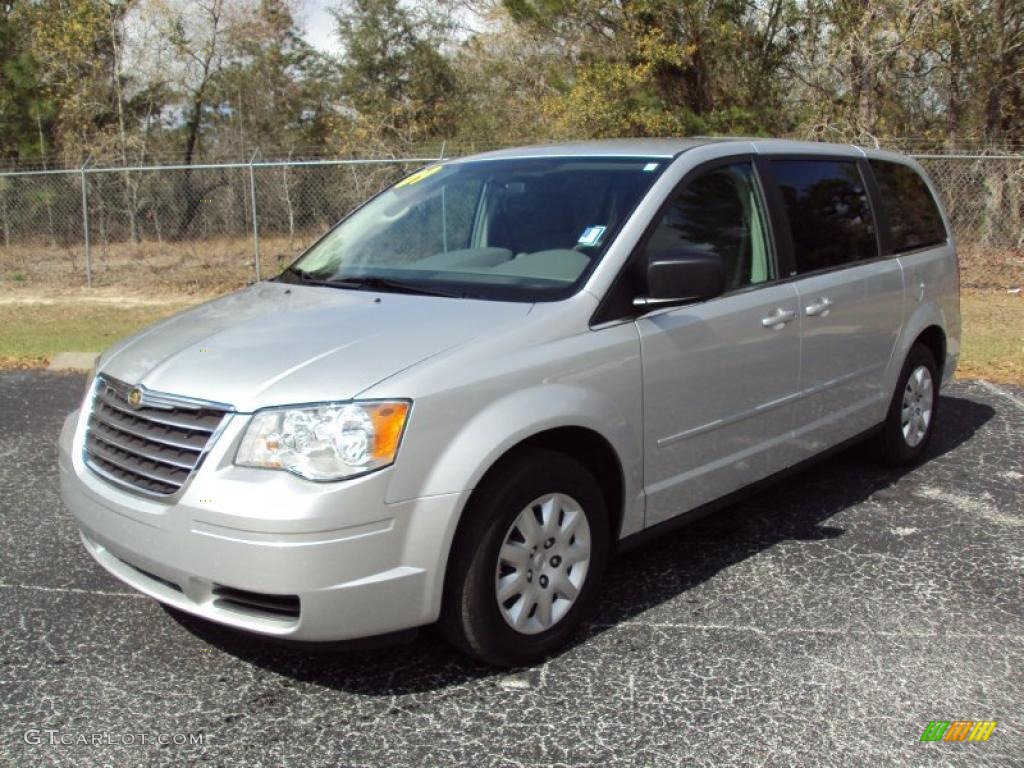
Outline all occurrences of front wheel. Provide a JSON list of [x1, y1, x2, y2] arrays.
[[440, 450, 609, 666], [877, 343, 940, 466]]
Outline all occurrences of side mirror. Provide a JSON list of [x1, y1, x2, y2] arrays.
[[634, 248, 726, 308]]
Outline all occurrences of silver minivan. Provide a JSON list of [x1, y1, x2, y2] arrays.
[[58, 139, 960, 665]]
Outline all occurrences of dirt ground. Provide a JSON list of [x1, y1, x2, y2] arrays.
[[957, 245, 1024, 291], [0, 236, 308, 295]]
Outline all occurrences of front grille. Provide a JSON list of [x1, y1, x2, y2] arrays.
[[84, 375, 230, 498]]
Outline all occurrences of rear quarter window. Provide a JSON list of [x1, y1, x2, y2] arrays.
[[771, 159, 877, 274], [869, 160, 947, 252]]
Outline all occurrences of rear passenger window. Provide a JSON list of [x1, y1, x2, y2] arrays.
[[772, 160, 877, 273], [869, 160, 947, 252]]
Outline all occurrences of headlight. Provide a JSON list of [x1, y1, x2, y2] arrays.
[[235, 400, 410, 481]]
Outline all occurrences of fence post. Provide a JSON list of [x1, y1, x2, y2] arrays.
[[249, 150, 261, 282], [80, 158, 92, 288]]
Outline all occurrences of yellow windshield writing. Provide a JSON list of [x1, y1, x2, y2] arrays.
[[395, 165, 443, 189]]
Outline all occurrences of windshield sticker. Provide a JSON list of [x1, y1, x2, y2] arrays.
[[577, 225, 607, 247], [395, 165, 443, 189], [643, 162, 660, 172]]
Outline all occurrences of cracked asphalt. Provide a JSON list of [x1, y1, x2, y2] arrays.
[[1, 371, 1021, 767]]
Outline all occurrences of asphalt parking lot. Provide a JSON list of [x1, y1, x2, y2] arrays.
[[1, 371, 1021, 767]]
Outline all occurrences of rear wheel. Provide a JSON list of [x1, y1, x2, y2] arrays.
[[440, 449, 609, 666], [877, 343, 939, 466]]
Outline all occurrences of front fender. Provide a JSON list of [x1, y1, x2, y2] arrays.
[[382, 326, 646, 538], [439, 382, 636, 489]]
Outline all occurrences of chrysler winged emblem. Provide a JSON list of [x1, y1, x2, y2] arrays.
[[127, 388, 143, 409]]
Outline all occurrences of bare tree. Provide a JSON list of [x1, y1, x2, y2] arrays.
[[160, 0, 229, 237]]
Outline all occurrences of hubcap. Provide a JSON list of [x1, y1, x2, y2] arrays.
[[901, 365, 934, 447], [495, 493, 592, 635]]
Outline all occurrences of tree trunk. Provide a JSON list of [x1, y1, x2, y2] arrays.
[[853, 3, 877, 136], [175, 93, 206, 240], [985, 0, 1006, 142], [36, 115, 57, 247], [1, 182, 9, 248], [282, 154, 295, 251], [999, 3, 1022, 142], [946, 25, 962, 150]]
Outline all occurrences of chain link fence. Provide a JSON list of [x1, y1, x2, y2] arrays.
[[914, 155, 1024, 290], [0, 157, 436, 293], [0, 152, 1021, 293]]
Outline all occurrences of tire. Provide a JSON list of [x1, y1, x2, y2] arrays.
[[877, 343, 940, 466], [440, 449, 610, 667]]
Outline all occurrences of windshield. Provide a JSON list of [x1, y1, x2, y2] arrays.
[[280, 156, 666, 301]]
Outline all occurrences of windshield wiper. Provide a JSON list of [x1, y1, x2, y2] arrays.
[[279, 266, 322, 282], [280, 267, 463, 298], [278, 267, 345, 288], [328, 275, 463, 298]]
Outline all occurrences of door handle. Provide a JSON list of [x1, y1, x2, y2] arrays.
[[761, 308, 797, 330], [805, 297, 833, 317]]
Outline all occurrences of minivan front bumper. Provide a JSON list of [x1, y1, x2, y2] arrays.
[[58, 408, 468, 641]]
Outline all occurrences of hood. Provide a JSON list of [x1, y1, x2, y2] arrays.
[[99, 282, 533, 411]]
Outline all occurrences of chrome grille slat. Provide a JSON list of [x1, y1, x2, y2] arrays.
[[84, 375, 231, 498], [86, 455, 180, 496], [90, 424, 199, 470], [91, 407, 209, 451], [95, 388, 220, 432], [86, 437, 190, 486]]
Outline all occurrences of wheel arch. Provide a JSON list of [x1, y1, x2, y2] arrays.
[[438, 425, 627, 618], [887, 300, 950, 395], [913, 325, 947, 379], [475, 426, 625, 543]]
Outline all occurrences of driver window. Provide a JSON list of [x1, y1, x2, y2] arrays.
[[646, 161, 773, 291]]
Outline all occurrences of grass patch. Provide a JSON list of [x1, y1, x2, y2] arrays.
[[0, 300, 196, 363], [958, 290, 1024, 384], [0, 290, 1021, 385]]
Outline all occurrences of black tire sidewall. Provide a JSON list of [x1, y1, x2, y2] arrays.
[[444, 449, 610, 666], [883, 344, 940, 464]]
